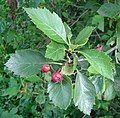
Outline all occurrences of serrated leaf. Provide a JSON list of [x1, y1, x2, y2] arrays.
[[1, 111, 23, 118], [97, 3, 120, 18], [73, 53, 78, 71], [92, 76, 104, 94], [61, 63, 74, 75], [3, 87, 19, 98], [104, 80, 116, 101], [24, 8, 68, 44], [25, 75, 40, 83], [45, 41, 66, 61], [2, 77, 19, 97], [44, 71, 51, 82], [75, 26, 94, 46], [48, 76, 72, 109], [88, 66, 99, 74], [74, 72, 96, 115], [5, 49, 48, 77], [80, 50, 114, 81], [114, 77, 120, 97], [92, 15, 104, 32], [35, 91, 45, 104], [117, 21, 120, 52], [64, 22, 72, 40], [92, 76, 105, 99]]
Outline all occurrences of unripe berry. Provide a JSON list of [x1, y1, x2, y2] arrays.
[[52, 71, 63, 83], [41, 64, 50, 73]]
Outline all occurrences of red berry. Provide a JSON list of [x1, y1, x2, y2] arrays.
[[52, 71, 63, 83], [41, 64, 50, 73], [96, 44, 103, 51]]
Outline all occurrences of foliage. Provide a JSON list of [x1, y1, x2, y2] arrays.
[[1, 0, 120, 117]]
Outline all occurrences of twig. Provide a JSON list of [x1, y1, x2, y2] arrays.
[[70, 10, 88, 27], [78, 58, 87, 62], [115, 49, 119, 64], [95, 29, 102, 40], [70, 4, 84, 9], [106, 46, 117, 54]]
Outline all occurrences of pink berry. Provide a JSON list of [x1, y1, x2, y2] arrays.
[[52, 71, 63, 83], [41, 64, 50, 73]]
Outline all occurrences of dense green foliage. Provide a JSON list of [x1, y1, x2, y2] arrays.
[[1, 0, 120, 118]]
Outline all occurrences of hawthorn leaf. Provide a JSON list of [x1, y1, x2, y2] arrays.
[[61, 63, 74, 75], [2, 77, 19, 98], [92, 76, 105, 100], [74, 72, 96, 115], [48, 76, 72, 109], [5, 49, 48, 77], [61, 54, 78, 75], [64, 22, 72, 41], [25, 75, 40, 83], [75, 26, 94, 46], [97, 3, 120, 18], [73, 53, 78, 71], [80, 50, 114, 81], [114, 77, 120, 97], [104, 80, 116, 101], [116, 21, 120, 52], [24, 8, 68, 44], [35, 91, 45, 104], [45, 41, 66, 61], [92, 15, 104, 32], [1, 111, 23, 118], [88, 66, 99, 74], [44, 71, 51, 82]]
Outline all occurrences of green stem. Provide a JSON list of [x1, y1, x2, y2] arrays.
[[49, 62, 63, 65]]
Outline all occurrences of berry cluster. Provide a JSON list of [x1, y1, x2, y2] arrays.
[[41, 64, 63, 83]]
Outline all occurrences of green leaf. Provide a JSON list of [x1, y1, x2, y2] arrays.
[[2, 77, 19, 97], [104, 80, 116, 101], [73, 53, 78, 71], [64, 22, 72, 42], [97, 3, 120, 18], [74, 72, 96, 115], [24, 8, 68, 44], [61, 54, 78, 75], [92, 76, 105, 99], [117, 21, 120, 52], [114, 77, 120, 97], [80, 50, 114, 81], [0, 75, 3, 81], [44, 71, 51, 82], [92, 15, 104, 32], [75, 26, 94, 46], [92, 76, 105, 94], [61, 63, 74, 75], [45, 41, 66, 61], [25, 75, 40, 83], [35, 91, 45, 104], [1, 111, 23, 118], [48, 76, 72, 109], [5, 49, 48, 77], [3, 87, 19, 98], [88, 66, 99, 74]]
